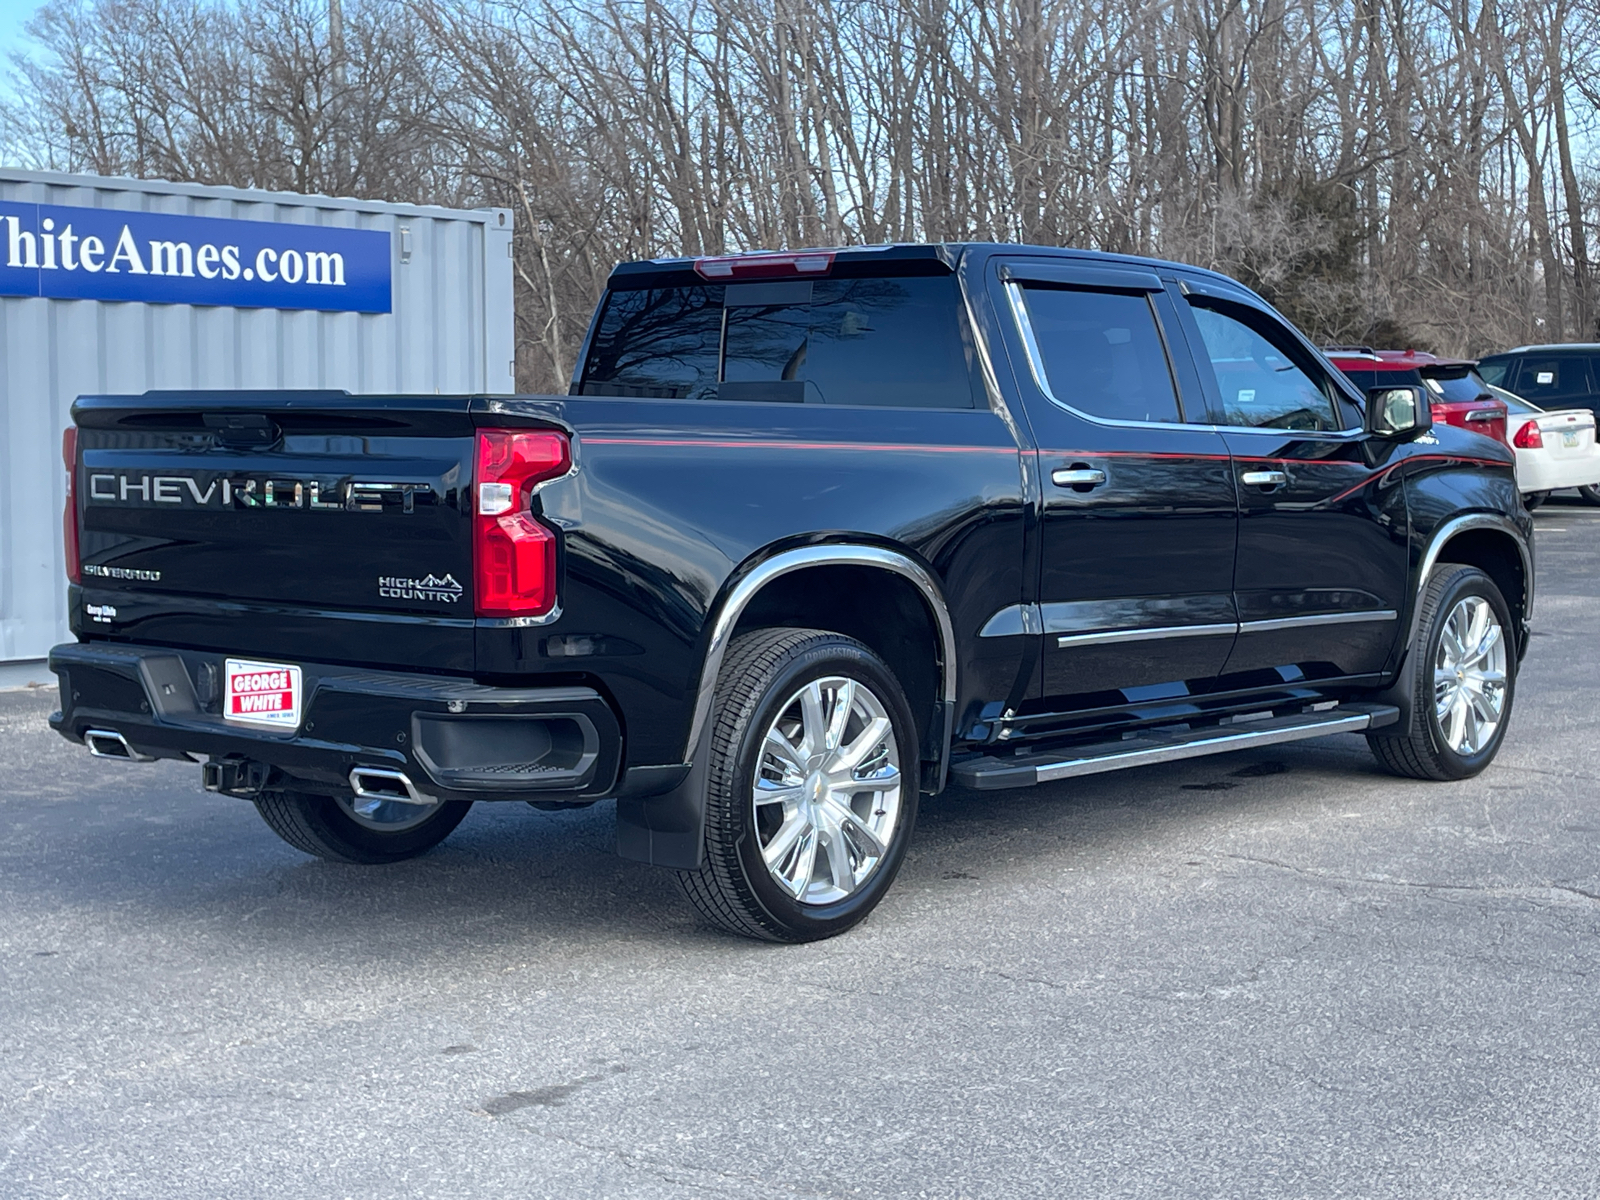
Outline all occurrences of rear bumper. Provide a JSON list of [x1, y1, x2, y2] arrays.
[[1513, 448, 1600, 493], [48, 640, 623, 803]]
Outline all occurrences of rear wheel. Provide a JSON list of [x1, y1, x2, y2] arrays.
[[1579, 484, 1600, 506], [1522, 490, 1550, 510], [1367, 564, 1514, 780], [675, 628, 919, 943], [254, 789, 471, 864]]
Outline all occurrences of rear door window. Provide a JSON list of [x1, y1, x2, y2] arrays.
[[1514, 357, 1593, 401], [581, 275, 981, 408], [1013, 285, 1183, 423]]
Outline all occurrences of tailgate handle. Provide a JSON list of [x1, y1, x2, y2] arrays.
[[204, 413, 281, 447]]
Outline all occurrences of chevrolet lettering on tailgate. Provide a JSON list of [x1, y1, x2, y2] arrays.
[[85, 474, 435, 512]]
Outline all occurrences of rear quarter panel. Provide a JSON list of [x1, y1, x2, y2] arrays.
[[479, 396, 1027, 767]]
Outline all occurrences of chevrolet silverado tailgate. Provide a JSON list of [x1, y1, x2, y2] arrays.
[[71, 391, 491, 673]]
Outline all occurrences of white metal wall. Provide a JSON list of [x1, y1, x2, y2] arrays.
[[0, 168, 515, 664]]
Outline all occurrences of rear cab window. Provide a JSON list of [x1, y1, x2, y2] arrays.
[[579, 272, 983, 409]]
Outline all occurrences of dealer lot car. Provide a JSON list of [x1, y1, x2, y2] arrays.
[[1327, 347, 1509, 445], [1478, 345, 1600, 503], [1489, 384, 1600, 506], [51, 243, 1533, 942]]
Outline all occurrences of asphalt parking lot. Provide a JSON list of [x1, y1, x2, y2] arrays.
[[3, 502, 1599, 1199]]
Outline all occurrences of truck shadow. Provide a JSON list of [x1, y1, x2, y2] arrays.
[[5, 722, 1407, 961]]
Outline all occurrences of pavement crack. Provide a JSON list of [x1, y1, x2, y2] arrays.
[[1554, 884, 1600, 904]]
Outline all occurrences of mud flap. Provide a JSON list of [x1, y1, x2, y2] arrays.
[[614, 726, 711, 869]]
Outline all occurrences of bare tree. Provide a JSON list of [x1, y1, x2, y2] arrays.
[[5, 0, 1597, 387]]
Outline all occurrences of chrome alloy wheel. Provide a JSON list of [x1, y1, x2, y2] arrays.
[[1433, 595, 1508, 755], [336, 792, 441, 833], [753, 676, 903, 906]]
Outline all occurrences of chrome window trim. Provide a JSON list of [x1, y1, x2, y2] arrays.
[[1003, 280, 1195, 432], [1004, 279, 1367, 438], [1409, 514, 1534, 647], [684, 545, 957, 762]]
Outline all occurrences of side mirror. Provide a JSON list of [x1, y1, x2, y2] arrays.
[[1365, 385, 1433, 439]]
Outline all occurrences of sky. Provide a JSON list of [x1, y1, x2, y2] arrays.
[[0, 0, 40, 57]]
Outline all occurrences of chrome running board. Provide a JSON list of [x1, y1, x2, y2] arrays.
[[950, 703, 1399, 791]]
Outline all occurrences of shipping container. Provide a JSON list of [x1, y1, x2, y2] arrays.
[[0, 168, 514, 680]]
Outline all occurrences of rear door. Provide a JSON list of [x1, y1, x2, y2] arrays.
[[992, 259, 1238, 707], [73, 393, 481, 672], [1171, 281, 1410, 682]]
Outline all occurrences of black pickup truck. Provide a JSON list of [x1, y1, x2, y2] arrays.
[[51, 243, 1532, 942]]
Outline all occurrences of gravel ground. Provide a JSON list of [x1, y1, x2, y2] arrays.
[[2, 500, 1598, 1199]]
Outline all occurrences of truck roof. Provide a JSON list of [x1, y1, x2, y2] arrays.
[[607, 242, 1264, 298]]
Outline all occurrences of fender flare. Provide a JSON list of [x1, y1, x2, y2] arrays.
[[682, 543, 959, 768], [1407, 513, 1533, 652]]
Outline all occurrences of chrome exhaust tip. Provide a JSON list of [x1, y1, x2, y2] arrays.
[[84, 729, 153, 762], [348, 766, 437, 807]]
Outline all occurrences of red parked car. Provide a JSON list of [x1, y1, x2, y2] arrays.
[[1326, 347, 1508, 444]]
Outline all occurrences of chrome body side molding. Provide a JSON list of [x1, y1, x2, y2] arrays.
[[978, 604, 1399, 646], [684, 545, 958, 764], [1238, 610, 1397, 634], [1055, 622, 1237, 648], [978, 603, 1043, 638]]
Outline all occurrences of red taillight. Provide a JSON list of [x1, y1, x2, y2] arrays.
[[62, 426, 80, 585], [473, 428, 571, 618], [1512, 419, 1544, 449], [693, 251, 835, 280]]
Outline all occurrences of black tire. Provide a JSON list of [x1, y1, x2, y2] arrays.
[[674, 628, 921, 943], [1579, 484, 1600, 506], [1522, 491, 1549, 510], [254, 789, 472, 864], [1367, 564, 1516, 781]]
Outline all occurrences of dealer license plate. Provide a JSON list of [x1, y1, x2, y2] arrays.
[[1563, 430, 1580, 448], [224, 658, 303, 729]]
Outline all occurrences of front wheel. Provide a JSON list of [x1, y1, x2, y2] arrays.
[[675, 628, 920, 942], [254, 789, 471, 864], [1367, 564, 1515, 780]]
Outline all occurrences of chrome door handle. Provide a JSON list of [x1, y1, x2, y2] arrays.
[[1052, 468, 1107, 488], [1240, 470, 1287, 487]]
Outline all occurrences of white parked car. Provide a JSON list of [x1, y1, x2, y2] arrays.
[[1490, 384, 1600, 506]]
